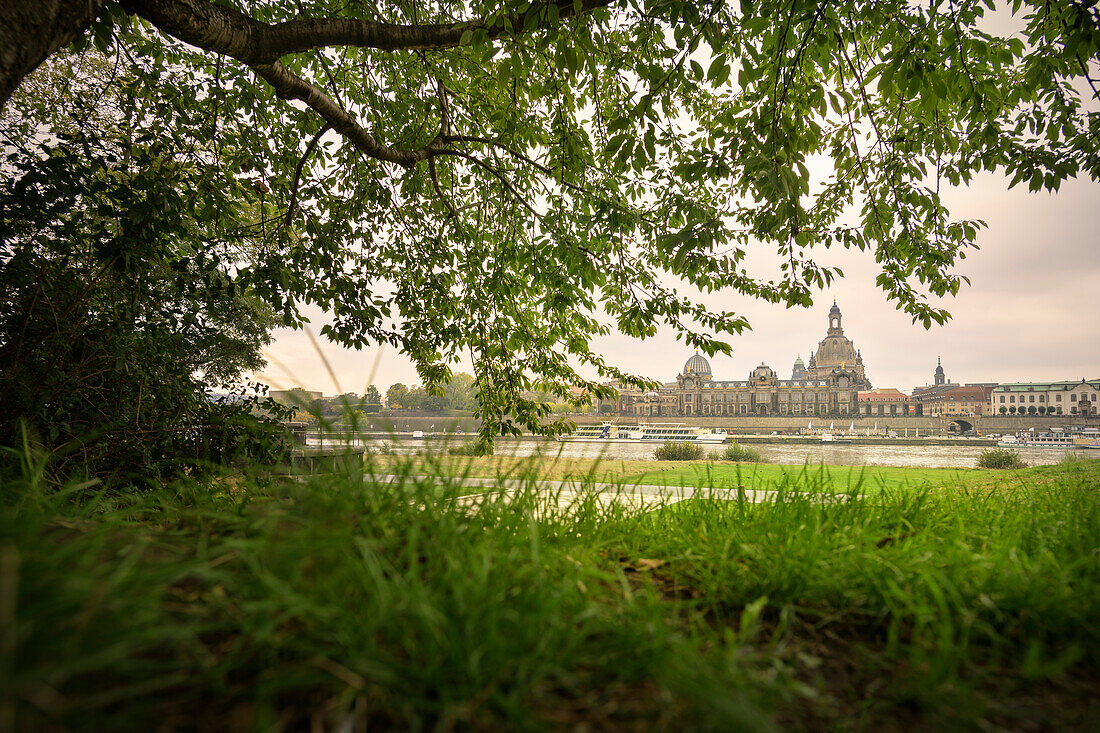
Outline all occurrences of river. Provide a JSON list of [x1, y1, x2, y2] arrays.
[[304, 435, 1095, 469]]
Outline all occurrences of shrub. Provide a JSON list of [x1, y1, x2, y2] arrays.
[[977, 448, 1027, 470], [710, 443, 762, 462], [653, 441, 705, 460]]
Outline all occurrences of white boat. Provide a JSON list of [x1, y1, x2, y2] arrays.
[[1022, 436, 1074, 448], [996, 435, 1020, 446], [558, 422, 728, 444], [411, 430, 425, 439], [821, 431, 851, 444], [1017, 431, 1076, 448]]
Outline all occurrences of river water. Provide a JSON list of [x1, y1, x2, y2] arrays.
[[305, 435, 1094, 469]]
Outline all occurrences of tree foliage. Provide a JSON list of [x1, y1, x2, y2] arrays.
[[2, 0, 1098, 451], [0, 55, 288, 482]]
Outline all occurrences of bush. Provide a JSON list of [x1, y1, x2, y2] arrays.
[[709, 443, 761, 462], [0, 133, 281, 486], [977, 448, 1027, 470], [653, 441, 705, 460]]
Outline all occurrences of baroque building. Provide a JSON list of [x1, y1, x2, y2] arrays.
[[613, 303, 869, 418], [989, 380, 1100, 416]]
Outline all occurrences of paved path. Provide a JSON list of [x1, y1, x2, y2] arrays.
[[365, 474, 850, 513]]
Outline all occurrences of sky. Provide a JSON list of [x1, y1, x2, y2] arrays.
[[252, 168, 1100, 397]]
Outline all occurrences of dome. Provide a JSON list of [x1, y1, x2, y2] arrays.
[[814, 335, 858, 367], [793, 355, 804, 366], [684, 352, 712, 376], [829, 299, 841, 315], [750, 363, 775, 380]]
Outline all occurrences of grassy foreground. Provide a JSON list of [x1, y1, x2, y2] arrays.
[[2, 456, 1098, 730]]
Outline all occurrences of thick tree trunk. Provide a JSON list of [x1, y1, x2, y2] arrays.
[[0, 0, 105, 108]]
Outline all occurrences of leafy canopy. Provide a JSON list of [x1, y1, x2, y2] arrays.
[[10, 0, 1100, 449], [0, 53, 291, 481]]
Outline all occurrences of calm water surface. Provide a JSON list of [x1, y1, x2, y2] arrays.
[[306, 435, 1093, 469]]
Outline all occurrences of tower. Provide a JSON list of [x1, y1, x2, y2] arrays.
[[791, 355, 806, 380], [827, 300, 843, 336], [934, 356, 946, 386]]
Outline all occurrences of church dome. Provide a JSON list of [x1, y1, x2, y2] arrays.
[[794, 356, 804, 366], [750, 363, 775, 380], [683, 353, 711, 376], [815, 335, 858, 368]]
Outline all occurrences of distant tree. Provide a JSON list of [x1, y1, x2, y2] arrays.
[[403, 387, 427, 411], [420, 389, 444, 412], [1027, 406, 1037, 415], [365, 385, 382, 405], [386, 383, 409, 409], [443, 373, 477, 412], [999, 406, 1008, 415]]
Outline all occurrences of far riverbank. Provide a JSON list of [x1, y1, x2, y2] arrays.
[[303, 435, 1094, 469]]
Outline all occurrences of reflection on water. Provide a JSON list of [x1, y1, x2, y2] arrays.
[[304, 434, 1093, 469]]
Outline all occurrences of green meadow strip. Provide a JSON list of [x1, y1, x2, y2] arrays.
[[2, 454, 1097, 730]]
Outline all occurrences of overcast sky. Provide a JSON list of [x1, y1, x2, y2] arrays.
[[251, 167, 1099, 397]]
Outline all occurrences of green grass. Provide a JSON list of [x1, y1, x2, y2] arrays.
[[2, 453, 1099, 730]]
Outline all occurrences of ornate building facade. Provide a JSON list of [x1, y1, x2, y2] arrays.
[[613, 303, 870, 417]]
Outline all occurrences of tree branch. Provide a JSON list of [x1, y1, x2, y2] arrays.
[[284, 122, 331, 227], [252, 60, 439, 168], [124, 0, 615, 64], [428, 157, 459, 219], [118, 0, 614, 168]]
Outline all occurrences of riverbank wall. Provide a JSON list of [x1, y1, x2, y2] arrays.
[[315, 413, 1097, 436]]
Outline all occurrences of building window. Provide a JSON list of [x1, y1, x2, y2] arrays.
[[1029, 395, 1034, 403], [1072, 394, 1077, 402]]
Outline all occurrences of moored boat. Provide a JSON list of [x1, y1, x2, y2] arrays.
[[558, 422, 727, 443]]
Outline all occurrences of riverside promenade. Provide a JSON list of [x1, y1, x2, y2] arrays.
[[366, 473, 852, 514]]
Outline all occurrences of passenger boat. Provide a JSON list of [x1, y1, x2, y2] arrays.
[[558, 422, 728, 444], [820, 431, 851, 444], [1020, 432, 1076, 448], [1001, 429, 1086, 448]]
